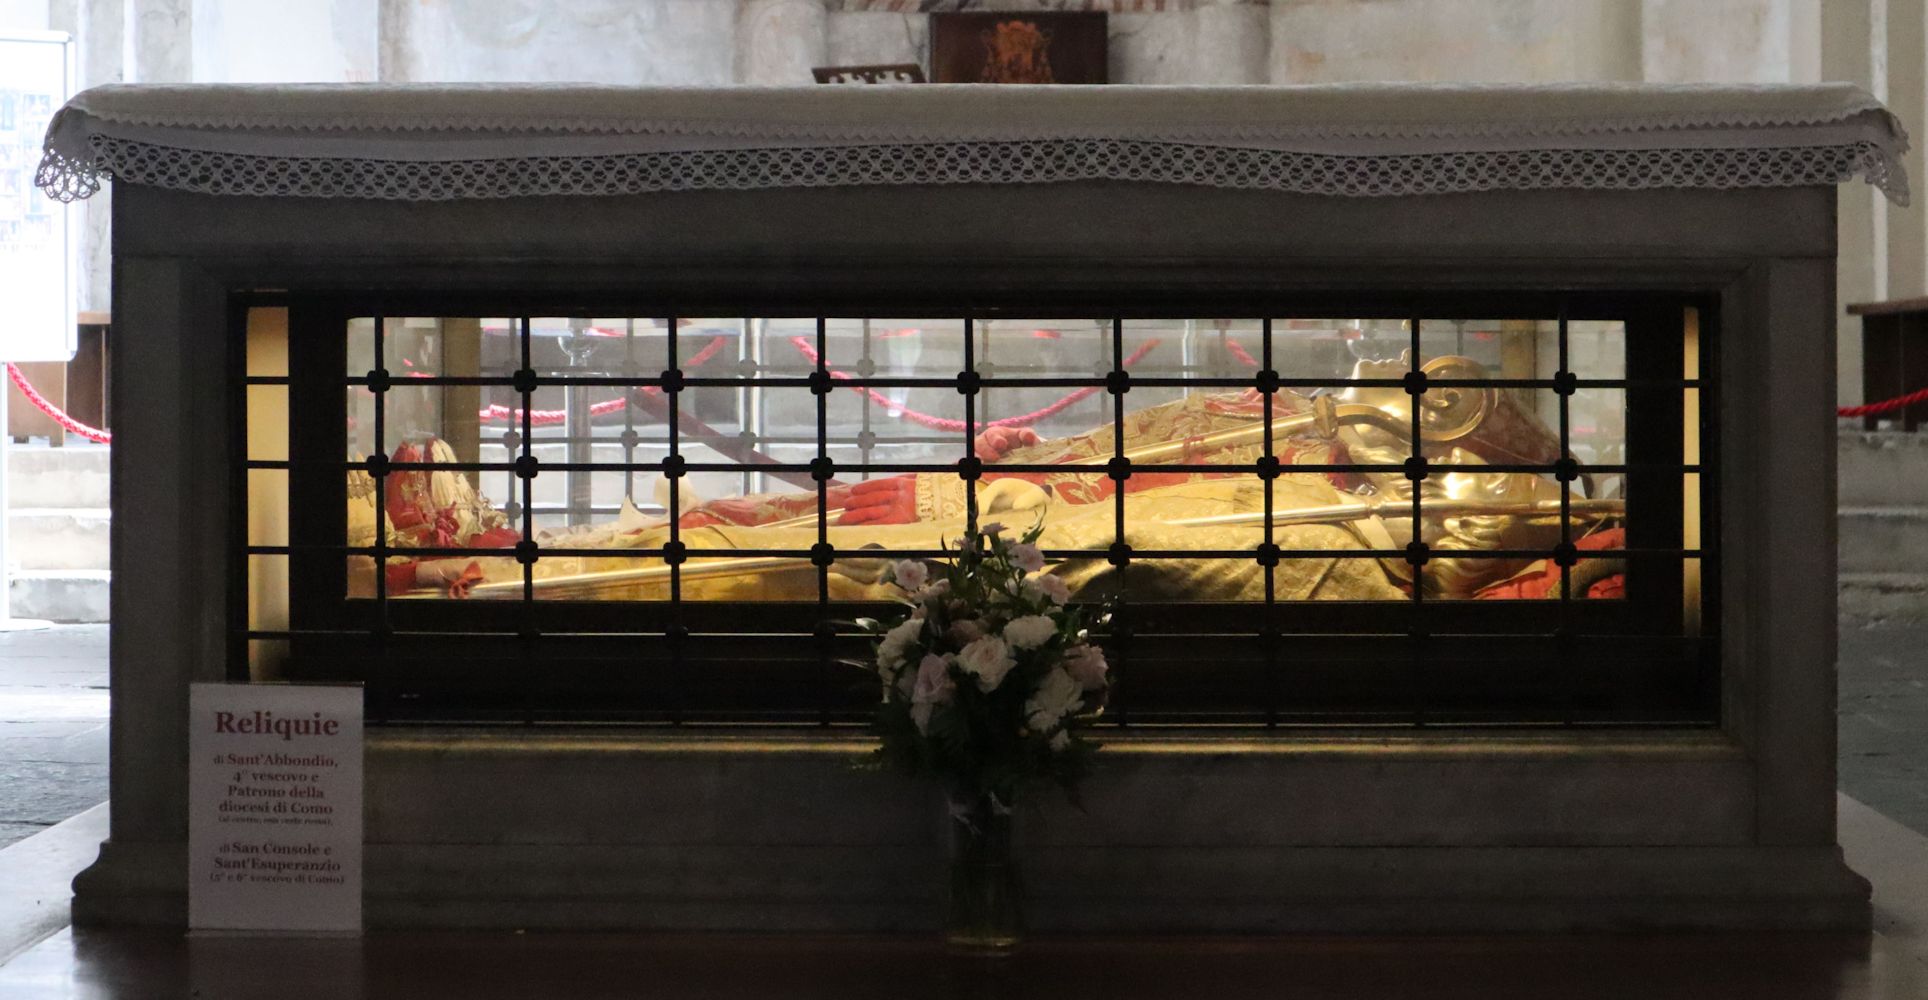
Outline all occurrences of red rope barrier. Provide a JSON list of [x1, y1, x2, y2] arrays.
[[1224, 338, 1260, 368], [1839, 387, 1928, 418], [5, 363, 111, 444], [786, 337, 1161, 432]]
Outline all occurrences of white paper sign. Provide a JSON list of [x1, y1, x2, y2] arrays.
[[189, 683, 363, 933]]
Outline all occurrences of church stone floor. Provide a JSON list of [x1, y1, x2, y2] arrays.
[[0, 625, 106, 851], [0, 927, 1922, 1000], [1839, 622, 1928, 837]]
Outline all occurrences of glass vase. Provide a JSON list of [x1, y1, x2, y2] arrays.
[[945, 793, 1023, 953]]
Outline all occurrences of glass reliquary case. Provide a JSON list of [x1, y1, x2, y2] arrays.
[[242, 292, 1712, 726]]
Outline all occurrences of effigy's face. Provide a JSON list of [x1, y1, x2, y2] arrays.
[[337, 317, 1637, 605]]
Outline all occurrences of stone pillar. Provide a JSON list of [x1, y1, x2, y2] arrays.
[[375, 0, 407, 81], [1640, 0, 1791, 82], [1788, 0, 1823, 83], [130, 0, 190, 82], [1113, 0, 1267, 86], [1883, 0, 1928, 303], [1192, 0, 1269, 85], [735, 0, 825, 85], [1826, 0, 1881, 404]]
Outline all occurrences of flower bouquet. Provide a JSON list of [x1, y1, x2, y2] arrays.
[[859, 521, 1110, 950]]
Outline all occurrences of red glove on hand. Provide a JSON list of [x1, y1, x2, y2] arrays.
[[838, 477, 916, 525], [974, 426, 1039, 461], [680, 484, 856, 529], [836, 428, 1043, 525]]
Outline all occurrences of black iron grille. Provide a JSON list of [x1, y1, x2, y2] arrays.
[[237, 293, 1717, 729]]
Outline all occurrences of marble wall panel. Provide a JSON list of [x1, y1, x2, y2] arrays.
[[388, 0, 736, 85], [825, 10, 927, 70], [1191, 0, 1268, 83], [737, 0, 827, 84], [1641, 0, 1789, 83], [191, 0, 377, 83], [1269, 0, 1642, 84]]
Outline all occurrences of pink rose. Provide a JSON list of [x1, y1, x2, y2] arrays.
[[948, 618, 986, 646], [1061, 643, 1109, 691], [1025, 573, 1070, 606], [909, 653, 956, 734], [892, 559, 928, 591]]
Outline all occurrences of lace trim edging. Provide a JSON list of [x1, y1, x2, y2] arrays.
[[34, 135, 1909, 206], [45, 89, 1907, 147]]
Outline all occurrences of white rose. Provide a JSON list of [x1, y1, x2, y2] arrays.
[[956, 636, 1017, 693], [1002, 614, 1058, 651], [1049, 730, 1071, 751], [919, 578, 951, 603], [891, 559, 928, 591], [1008, 542, 1045, 574], [1024, 666, 1085, 733], [876, 615, 925, 671]]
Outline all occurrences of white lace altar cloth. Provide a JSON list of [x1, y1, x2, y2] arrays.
[[35, 83, 1911, 205]]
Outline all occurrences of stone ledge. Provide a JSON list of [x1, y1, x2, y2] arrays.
[[9, 572, 110, 624], [1839, 429, 1928, 506], [1839, 507, 1928, 575], [6, 446, 109, 510], [8, 509, 111, 572], [360, 843, 1876, 933], [1840, 572, 1928, 624], [70, 839, 1869, 933]]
